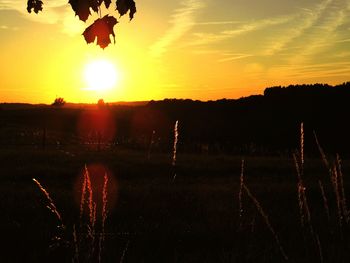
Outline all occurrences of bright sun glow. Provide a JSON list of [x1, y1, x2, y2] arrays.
[[84, 59, 119, 92]]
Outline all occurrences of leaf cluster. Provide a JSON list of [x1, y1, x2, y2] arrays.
[[27, 0, 137, 49], [27, 0, 43, 14]]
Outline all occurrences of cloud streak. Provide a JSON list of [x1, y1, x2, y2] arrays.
[[261, 0, 334, 56], [0, 0, 85, 35], [188, 14, 295, 47], [288, 0, 349, 62], [187, 0, 350, 84], [150, 0, 204, 57], [218, 53, 253, 62]]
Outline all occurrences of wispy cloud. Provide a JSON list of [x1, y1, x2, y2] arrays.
[[261, 0, 333, 56], [272, 62, 350, 80], [287, 0, 349, 63], [195, 20, 241, 26], [337, 38, 350, 43], [188, 15, 295, 47], [221, 16, 293, 36], [187, 0, 350, 81], [218, 53, 253, 62], [0, 25, 19, 30], [150, 0, 205, 57], [0, 0, 85, 35]]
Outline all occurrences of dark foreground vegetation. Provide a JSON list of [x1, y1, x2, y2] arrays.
[[1, 83, 350, 262], [1, 147, 350, 262]]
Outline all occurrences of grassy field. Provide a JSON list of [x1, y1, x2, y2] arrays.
[[1, 144, 350, 262]]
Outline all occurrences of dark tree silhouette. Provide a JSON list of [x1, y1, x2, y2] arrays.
[[52, 97, 66, 107], [97, 98, 105, 108], [27, 0, 136, 49], [2, 82, 350, 155]]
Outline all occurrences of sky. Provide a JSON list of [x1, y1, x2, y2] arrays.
[[1, 0, 350, 103]]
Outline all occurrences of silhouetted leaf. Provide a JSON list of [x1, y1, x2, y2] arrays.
[[27, 0, 43, 14], [82, 15, 118, 49], [68, 0, 91, 22], [26, 0, 136, 49], [89, 0, 100, 13], [68, 0, 114, 22], [116, 0, 136, 20], [103, 0, 112, 9]]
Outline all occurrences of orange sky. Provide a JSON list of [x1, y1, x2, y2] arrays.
[[1, 0, 350, 103]]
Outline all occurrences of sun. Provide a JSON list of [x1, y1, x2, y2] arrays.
[[83, 59, 120, 92]]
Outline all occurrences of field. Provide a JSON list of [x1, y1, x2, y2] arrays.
[[2, 143, 350, 262], [1, 101, 350, 262]]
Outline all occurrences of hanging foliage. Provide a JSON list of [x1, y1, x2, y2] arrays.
[[27, 0, 137, 49]]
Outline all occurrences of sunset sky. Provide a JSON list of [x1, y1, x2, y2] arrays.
[[1, 0, 350, 103]]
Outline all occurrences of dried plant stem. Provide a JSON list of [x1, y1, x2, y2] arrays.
[[85, 169, 94, 227], [313, 131, 330, 170], [98, 173, 109, 262], [336, 154, 348, 223], [79, 167, 88, 221], [120, 240, 130, 263], [243, 183, 288, 261], [300, 122, 304, 173], [315, 233, 324, 263], [73, 224, 79, 263], [98, 234, 102, 263], [314, 131, 349, 227], [92, 202, 97, 234], [293, 153, 306, 226], [318, 180, 330, 222], [82, 166, 96, 258], [172, 120, 179, 166], [301, 181, 311, 225], [238, 159, 245, 229], [293, 167, 323, 263], [32, 178, 63, 224], [295, 128, 323, 263], [250, 212, 256, 233], [293, 155, 317, 225], [332, 165, 343, 227], [102, 173, 108, 236]]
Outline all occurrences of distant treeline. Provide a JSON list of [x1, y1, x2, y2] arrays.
[[1, 82, 350, 156]]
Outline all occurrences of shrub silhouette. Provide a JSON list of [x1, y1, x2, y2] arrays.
[[52, 97, 66, 107]]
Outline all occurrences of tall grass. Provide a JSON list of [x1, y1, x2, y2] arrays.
[[31, 122, 350, 262], [318, 180, 330, 222], [314, 131, 349, 229], [172, 120, 179, 167], [294, 123, 323, 262], [172, 120, 179, 182], [336, 154, 348, 224], [238, 158, 288, 260], [242, 182, 289, 261], [238, 159, 244, 229], [32, 178, 63, 226], [33, 165, 110, 262]]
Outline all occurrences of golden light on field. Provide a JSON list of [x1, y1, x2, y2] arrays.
[[83, 59, 120, 93]]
